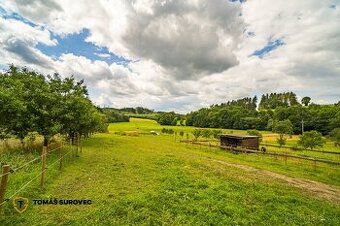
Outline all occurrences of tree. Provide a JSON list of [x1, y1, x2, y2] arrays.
[[329, 128, 340, 147], [0, 66, 107, 148], [212, 129, 222, 139], [247, 129, 263, 141], [201, 129, 211, 139], [192, 129, 202, 141], [272, 120, 293, 147], [301, 97, 311, 106], [0, 66, 47, 144], [157, 112, 178, 126], [298, 130, 325, 150]]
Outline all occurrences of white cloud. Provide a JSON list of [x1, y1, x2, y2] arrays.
[[0, 0, 339, 112]]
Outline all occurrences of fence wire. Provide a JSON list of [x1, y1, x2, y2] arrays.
[[0, 145, 62, 179], [0, 147, 72, 207]]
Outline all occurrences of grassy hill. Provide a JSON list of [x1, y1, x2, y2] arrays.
[[1, 118, 339, 225]]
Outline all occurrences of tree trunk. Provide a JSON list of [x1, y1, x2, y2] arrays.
[[43, 136, 49, 148]]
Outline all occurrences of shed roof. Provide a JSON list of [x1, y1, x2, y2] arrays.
[[220, 134, 259, 139]]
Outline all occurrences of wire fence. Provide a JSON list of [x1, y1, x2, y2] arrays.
[[0, 142, 79, 214], [0, 148, 72, 207], [181, 140, 340, 168], [0, 146, 62, 179]]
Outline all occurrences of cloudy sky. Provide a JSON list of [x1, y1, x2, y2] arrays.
[[0, 0, 339, 113]]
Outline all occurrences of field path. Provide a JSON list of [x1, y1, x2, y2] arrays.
[[206, 157, 340, 203]]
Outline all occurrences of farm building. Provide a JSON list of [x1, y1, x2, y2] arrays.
[[220, 134, 260, 150]]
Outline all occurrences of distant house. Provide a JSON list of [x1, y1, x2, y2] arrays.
[[220, 134, 259, 150]]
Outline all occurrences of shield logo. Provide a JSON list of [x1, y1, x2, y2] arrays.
[[13, 197, 29, 213]]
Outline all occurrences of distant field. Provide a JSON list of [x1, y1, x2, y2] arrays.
[[1, 118, 339, 225]]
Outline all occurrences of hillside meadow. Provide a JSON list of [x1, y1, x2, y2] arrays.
[[0, 118, 339, 225]]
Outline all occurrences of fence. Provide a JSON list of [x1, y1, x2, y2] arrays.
[[260, 143, 340, 155], [0, 141, 81, 217], [180, 140, 340, 169]]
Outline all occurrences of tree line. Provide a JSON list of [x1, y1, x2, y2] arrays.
[[0, 65, 107, 148], [186, 93, 340, 135], [101, 108, 130, 123]]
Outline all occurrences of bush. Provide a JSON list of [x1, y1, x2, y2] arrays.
[[192, 129, 202, 141], [161, 128, 168, 134], [298, 130, 325, 150], [329, 128, 340, 147], [201, 129, 212, 139], [212, 130, 223, 139], [247, 129, 262, 141]]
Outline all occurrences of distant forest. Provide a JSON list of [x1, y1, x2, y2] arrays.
[[100, 107, 160, 122], [186, 92, 340, 135]]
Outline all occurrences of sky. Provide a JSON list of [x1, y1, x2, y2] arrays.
[[0, 0, 339, 113]]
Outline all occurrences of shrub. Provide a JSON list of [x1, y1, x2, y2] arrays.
[[298, 130, 325, 150]]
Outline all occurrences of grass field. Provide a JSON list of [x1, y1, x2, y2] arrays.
[[0, 118, 339, 225]]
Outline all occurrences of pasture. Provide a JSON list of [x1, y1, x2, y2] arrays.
[[0, 118, 339, 225]]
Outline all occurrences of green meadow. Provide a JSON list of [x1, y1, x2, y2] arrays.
[[0, 118, 339, 225]]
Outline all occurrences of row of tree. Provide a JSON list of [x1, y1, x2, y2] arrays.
[[0, 66, 107, 147], [259, 92, 299, 109], [186, 93, 340, 135], [101, 108, 130, 123], [157, 112, 186, 126]]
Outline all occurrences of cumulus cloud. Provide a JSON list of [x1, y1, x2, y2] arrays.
[[0, 17, 56, 69], [121, 0, 244, 79], [2, 0, 244, 80], [0, 0, 339, 112]]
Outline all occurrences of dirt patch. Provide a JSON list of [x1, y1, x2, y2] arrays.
[[205, 157, 340, 203]]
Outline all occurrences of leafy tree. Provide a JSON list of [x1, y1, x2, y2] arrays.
[[298, 130, 325, 150], [212, 129, 222, 139], [0, 66, 107, 148], [247, 129, 262, 141], [329, 128, 340, 147], [201, 129, 211, 139], [0, 66, 37, 144], [272, 120, 293, 147], [329, 112, 340, 130], [301, 97, 311, 106], [192, 129, 202, 141], [102, 109, 129, 123], [157, 112, 178, 125]]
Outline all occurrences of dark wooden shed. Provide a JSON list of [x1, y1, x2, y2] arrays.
[[220, 134, 259, 150]]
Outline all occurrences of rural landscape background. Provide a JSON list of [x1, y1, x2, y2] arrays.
[[1, 0, 340, 225]]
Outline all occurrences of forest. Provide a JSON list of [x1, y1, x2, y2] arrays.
[[185, 92, 340, 135]]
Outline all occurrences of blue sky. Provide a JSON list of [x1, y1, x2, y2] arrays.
[[251, 38, 285, 58], [1, 5, 130, 66], [36, 29, 131, 65]]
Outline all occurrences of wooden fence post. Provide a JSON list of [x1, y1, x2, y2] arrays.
[[40, 146, 47, 187], [80, 136, 83, 154], [0, 165, 10, 215], [70, 138, 75, 158], [59, 143, 64, 170], [77, 134, 80, 157]]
